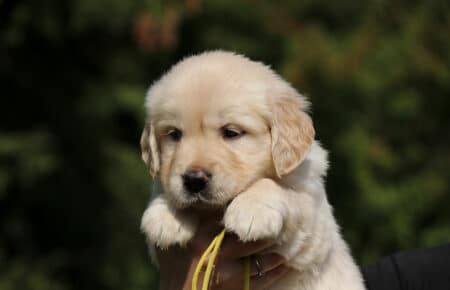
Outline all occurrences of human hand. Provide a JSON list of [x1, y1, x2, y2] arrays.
[[157, 217, 289, 290]]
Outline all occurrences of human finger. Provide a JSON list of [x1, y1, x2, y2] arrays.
[[212, 253, 286, 288], [249, 264, 290, 290], [189, 223, 224, 255], [249, 253, 286, 277], [218, 234, 274, 260]]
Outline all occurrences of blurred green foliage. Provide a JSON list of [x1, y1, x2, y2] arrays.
[[0, 0, 449, 289]]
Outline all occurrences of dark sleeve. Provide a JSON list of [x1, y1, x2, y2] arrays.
[[362, 243, 450, 290]]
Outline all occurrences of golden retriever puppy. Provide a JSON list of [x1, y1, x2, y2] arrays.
[[140, 51, 366, 290]]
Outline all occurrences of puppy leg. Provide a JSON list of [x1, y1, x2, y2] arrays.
[[141, 195, 198, 248], [223, 178, 287, 242]]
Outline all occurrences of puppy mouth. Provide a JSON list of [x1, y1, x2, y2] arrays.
[[181, 191, 226, 210]]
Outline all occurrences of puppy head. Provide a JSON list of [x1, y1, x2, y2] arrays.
[[141, 51, 314, 208]]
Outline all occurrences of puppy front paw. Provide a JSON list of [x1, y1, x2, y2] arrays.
[[223, 195, 284, 242], [141, 200, 197, 249]]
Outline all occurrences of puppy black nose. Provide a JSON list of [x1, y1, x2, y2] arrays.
[[182, 168, 212, 194]]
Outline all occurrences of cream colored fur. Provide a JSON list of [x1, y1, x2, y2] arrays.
[[140, 51, 366, 290]]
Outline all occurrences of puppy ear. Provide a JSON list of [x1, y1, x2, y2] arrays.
[[140, 123, 160, 177], [270, 94, 315, 177]]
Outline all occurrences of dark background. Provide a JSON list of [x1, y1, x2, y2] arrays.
[[1, 0, 449, 289]]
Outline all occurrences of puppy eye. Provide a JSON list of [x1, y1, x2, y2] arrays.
[[222, 127, 245, 140], [167, 128, 182, 142]]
